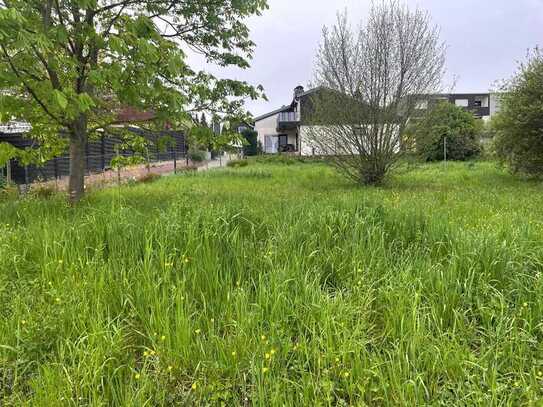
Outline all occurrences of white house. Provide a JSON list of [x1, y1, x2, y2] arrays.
[[254, 86, 503, 156], [254, 86, 325, 156]]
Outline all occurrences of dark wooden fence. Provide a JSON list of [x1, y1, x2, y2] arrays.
[[1, 128, 186, 184]]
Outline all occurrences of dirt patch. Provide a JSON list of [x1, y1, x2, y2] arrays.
[[37, 160, 202, 192]]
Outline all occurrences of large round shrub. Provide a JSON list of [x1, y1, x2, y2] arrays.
[[413, 102, 481, 161], [492, 51, 543, 176]]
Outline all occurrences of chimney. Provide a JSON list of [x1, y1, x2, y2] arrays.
[[293, 85, 305, 100]]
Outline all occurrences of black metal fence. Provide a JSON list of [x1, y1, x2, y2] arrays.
[[3, 130, 187, 185]]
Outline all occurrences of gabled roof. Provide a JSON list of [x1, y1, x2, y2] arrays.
[[253, 87, 324, 123], [253, 105, 292, 122]]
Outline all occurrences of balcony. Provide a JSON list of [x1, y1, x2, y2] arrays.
[[276, 111, 300, 131]]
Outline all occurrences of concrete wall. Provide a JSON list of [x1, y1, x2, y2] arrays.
[[490, 93, 503, 117], [255, 114, 279, 152], [255, 114, 299, 153]]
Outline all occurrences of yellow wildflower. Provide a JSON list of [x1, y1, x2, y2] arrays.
[[167, 366, 173, 372], [270, 349, 276, 355], [195, 329, 201, 334], [262, 367, 269, 373], [135, 373, 141, 380], [265, 353, 271, 360], [161, 335, 166, 341], [191, 382, 197, 390], [231, 351, 237, 357]]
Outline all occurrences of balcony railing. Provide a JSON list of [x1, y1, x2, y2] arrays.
[[277, 111, 300, 123]]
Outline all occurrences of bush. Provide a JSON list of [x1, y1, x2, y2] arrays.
[[241, 129, 259, 156], [493, 50, 543, 177], [227, 159, 249, 168], [412, 102, 481, 161], [138, 172, 162, 183], [188, 150, 207, 162], [0, 176, 18, 201]]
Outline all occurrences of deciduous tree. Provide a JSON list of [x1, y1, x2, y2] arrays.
[[0, 0, 267, 202], [412, 102, 481, 161], [493, 49, 543, 176], [307, 1, 445, 184]]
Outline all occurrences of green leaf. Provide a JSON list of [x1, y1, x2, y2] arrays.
[[77, 93, 96, 113], [53, 90, 68, 110]]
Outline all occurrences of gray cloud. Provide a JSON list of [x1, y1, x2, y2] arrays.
[[189, 0, 543, 117]]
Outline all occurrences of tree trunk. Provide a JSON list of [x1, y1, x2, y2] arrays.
[[68, 118, 87, 203]]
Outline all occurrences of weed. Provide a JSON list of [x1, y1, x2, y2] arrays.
[[1, 162, 542, 405]]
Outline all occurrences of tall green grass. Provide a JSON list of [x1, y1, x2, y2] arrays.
[[1, 161, 543, 405]]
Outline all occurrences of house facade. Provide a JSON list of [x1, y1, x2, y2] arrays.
[[254, 87, 503, 156], [254, 86, 323, 155], [414, 93, 502, 120]]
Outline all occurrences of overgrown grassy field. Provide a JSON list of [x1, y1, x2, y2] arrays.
[[1, 160, 543, 405]]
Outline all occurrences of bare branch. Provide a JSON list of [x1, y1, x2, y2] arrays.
[[308, 1, 445, 184]]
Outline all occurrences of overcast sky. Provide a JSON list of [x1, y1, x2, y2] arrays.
[[190, 0, 543, 117]]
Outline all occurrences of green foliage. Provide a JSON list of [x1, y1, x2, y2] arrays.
[[413, 102, 481, 161], [110, 154, 145, 170], [252, 154, 320, 165], [188, 126, 214, 151], [156, 135, 176, 153], [0, 182, 17, 201], [226, 159, 249, 168], [241, 129, 258, 156], [1, 162, 543, 405], [188, 150, 207, 162], [0, 0, 268, 199], [189, 125, 246, 155], [493, 50, 543, 176]]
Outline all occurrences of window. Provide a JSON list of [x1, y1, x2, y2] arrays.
[[474, 96, 488, 108], [455, 99, 469, 107]]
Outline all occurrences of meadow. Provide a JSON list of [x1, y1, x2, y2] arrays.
[[1, 160, 543, 406]]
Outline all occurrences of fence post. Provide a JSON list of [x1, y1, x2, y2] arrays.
[[101, 135, 106, 172], [173, 149, 177, 174], [184, 137, 189, 166], [115, 145, 121, 186], [54, 157, 59, 190]]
